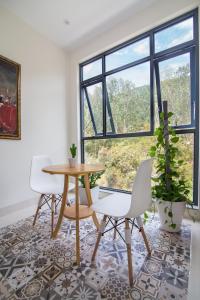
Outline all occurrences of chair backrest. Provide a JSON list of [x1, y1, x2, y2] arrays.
[[126, 158, 153, 218], [30, 155, 57, 192]]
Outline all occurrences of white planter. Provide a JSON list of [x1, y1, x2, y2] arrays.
[[68, 158, 77, 168], [157, 200, 186, 232], [79, 185, 100, 205]]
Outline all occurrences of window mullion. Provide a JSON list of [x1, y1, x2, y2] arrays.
[[106, 90, 115, 134], [154, 62, 162, 122], [150, 31, 154, 133], [190, 48, 196, 126], [102, 55, 106, 136]]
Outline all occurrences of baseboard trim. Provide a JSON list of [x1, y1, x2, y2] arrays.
[[0, 197, 38, 218]]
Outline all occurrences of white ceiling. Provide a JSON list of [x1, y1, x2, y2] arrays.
[[0, 0, 157, 50]]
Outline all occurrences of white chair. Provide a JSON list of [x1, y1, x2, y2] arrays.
[[91, 158, 153, 286], [30, 155, 74, 236]]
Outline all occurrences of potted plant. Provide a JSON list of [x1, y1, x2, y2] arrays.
[[68, 143, 77, 168], [149, 101, 191, 232], [78, 172, 104, 205]]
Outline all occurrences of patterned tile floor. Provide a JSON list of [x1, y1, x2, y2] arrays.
[[0, 210, 191, 299]]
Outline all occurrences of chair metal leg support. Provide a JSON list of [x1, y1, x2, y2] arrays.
[[92, 215, 107, 262], [113, 219, 118, 240], [125, 218, 133, 287], [139, 227, 151, 256], [33, 194, 44, 226]]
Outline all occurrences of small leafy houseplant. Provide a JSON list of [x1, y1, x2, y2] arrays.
[[78, 171, 104, 205], [149, 101, 191, 232], [68, 143, 77, 168], [70, 143, 77, 158]]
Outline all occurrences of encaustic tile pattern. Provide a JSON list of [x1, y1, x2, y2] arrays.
[[0, 210, 190, 299]]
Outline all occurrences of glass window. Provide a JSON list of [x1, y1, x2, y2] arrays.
[[155, 17, 193, 53], [84, 134, 194, 198], [156, 52, 191, 126], [83, 83, 103, 137], [80, 10, 198, 205], [106, 37, 149, 71], [83, 59, 102, 80], [106, 62, 150, 134], [84, 137, 155, 190]]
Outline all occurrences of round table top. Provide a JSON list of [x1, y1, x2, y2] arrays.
[[42, 163, 105, 176]]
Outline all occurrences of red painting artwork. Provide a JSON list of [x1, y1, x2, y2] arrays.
[[0, 55, 21, 139]]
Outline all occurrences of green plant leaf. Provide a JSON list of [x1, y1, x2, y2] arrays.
[[160, 112, 164, 119], [168, 211, 173, 218], [171, 137, 179, 143], [168, 112, 173, 118], [170, 223, 176, 229]]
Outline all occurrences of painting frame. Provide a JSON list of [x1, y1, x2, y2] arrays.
[[0, 54, 21, 140]]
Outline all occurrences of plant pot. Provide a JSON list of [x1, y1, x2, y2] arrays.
[[157, 200, 186, 232], [79, 185, 100, 205], [68, 158, 77, 168]]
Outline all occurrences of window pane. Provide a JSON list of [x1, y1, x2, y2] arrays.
[[83, 83, 103, 137], [155, 17, 193, 53], [158, 53, 191, 126], [84, 133, 194, 200], [177, 134, 194, 201], [83, 59, 102, 80], [106, 37, 149, 71], [106, 62, 150, 134], [83, 90, 94, 137], [84, 137, 154, 190]]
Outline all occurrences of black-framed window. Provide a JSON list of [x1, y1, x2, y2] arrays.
[[80, 9, 199, 206]]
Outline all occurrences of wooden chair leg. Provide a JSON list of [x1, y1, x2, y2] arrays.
[[33, 194, 44, 226], [92, 212, 100, 231], [51, 195, 55, 238], [92, 215, 107, 262], [140, 227, 151, 256], [113, 219, 118, 240], [136, 216, 151, 256], [125, 218, 133, 287], [54, 197, 57, 215]]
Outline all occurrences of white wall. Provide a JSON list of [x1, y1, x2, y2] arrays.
[[0, 7, 69, 212], [68, 0, 200, 155]]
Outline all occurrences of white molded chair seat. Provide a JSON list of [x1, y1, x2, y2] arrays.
[[92, 193, 131, 218], [91, 158, 153, 287], [32, 181, 74, 195], [30, 155, 75, 237]]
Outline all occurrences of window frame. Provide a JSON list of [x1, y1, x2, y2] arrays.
[[155, 48, 195, 129], [79, 8, 199, 206]]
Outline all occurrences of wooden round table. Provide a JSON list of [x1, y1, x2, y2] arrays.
[[42, 163, 105, 265]]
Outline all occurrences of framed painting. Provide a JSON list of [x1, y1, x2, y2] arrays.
[[0, 55, 21, 139]]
